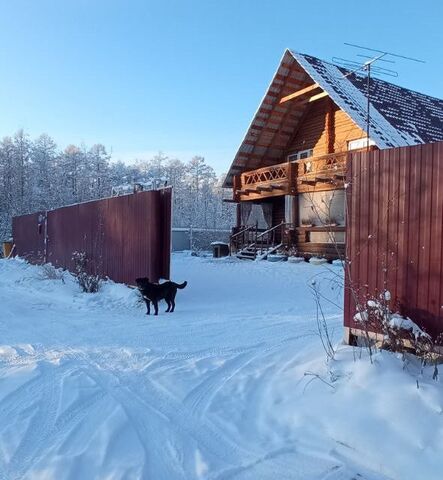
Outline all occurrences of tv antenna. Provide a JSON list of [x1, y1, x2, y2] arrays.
[[333, 43, 425, 148]]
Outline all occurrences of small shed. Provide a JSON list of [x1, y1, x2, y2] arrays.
[[211, 242, 230, 258]]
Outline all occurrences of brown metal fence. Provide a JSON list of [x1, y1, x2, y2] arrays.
[[344, 141, 443, 340], [12, 211, 46, 263], [12, 188, 172, 284]]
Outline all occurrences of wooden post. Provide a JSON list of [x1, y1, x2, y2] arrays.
[[326, 98, 335, 154], [291, 195, 298, 227], [287, 161, 296, 195], [233, 175, 240, 202]]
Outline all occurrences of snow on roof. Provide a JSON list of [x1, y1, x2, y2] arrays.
[[292, 52, 443, 148], [224, 49, 443, 187]]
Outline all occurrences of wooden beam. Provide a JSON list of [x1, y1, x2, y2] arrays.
[[233, 175, 241, 202], [326, 97, 335, 154], [315, 176, 332, 183], [296, 225, 345, 233], [279, 83, 320, 104], [288, 161, 297, 195], [308, 91, 329, 102], [333, 173, 346, 180], [256, 186, 272, 192]]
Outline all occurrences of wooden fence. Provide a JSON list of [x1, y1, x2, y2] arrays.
[[344, 141, 443, 340]]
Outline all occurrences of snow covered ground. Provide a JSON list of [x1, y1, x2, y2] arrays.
[[0, 253, 442, 480]]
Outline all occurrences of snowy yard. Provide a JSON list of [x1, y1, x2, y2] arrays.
[[0, 253, 442, 480]]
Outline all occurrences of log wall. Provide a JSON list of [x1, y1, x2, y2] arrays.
[[287, 97, 366, 157]]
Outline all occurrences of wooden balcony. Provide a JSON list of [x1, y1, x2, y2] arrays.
[[233, 162, 295, 201], [295, 151, 347, 194], [233, 151, 348, 201]]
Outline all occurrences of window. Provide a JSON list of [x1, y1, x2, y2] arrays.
[[287, 149, 313, 161], [347, 138, 376, 151]]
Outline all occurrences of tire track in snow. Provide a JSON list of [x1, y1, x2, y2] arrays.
[[183, 349, 260, 418], [82, 365, 188, 479], [183, 333, 314, 422], [82, 356, 258, 473], [7, 361, 60, 480], [0, 355, 108, 480], [20, 389, 109, 478]]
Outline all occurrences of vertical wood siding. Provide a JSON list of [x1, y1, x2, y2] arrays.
[[12, 189, 172, 284], [345, 142, 443, 339]]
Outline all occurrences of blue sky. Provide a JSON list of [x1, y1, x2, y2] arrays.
[[0, 0, 441, 173]]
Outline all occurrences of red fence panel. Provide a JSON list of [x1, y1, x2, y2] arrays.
[[13, 188, 172, 284], [345, 142, 443, 340], [12, 211, 46, 263]]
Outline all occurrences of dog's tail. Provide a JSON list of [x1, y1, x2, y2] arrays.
[[175, 281, 187, 289]]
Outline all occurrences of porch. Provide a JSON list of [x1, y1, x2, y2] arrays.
[[230, 222, 346, 261], [230, 151, 349, 260]]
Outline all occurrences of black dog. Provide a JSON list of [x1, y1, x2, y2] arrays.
[[136, 277, 187, 315]]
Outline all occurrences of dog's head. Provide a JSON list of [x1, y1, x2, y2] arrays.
[[135, 277, 150, 289]]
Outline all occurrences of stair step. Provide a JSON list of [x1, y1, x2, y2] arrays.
[[236, 253, 256, 260]]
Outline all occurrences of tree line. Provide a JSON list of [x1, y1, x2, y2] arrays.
[[0, 130, 235, 241]]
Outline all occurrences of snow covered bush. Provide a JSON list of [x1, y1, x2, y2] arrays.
[[354, 291, 440, 367], [39, 263, 65, 282], [72, 251, 101, 293]]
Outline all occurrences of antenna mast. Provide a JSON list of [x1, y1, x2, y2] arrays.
[[335, 44, 425, 151]]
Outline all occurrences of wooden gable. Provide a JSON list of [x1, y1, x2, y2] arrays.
[[286, 96, 365, 157], [224, 50, 366, 188]]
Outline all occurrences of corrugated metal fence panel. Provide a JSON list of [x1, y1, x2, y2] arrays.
[[13, 189, 172, 284], [345, 142, 443, 339], [160, 187, 172, 279], [12, 212, 46, 263]]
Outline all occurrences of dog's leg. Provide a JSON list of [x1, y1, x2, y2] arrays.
[[153, 300, 159, 316], [144, 298, 150, 315], [165, 300, 171, 312], [170, 298, 175, 312]]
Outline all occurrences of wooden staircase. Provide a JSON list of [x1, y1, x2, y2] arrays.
[[236, 243, 284, 260], [230, 222, 287, 260]]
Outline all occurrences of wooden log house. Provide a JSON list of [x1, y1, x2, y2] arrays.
[[223, 50, 443, 260]]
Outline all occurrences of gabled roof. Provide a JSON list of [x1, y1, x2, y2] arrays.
[[224, 49, 443, 188]]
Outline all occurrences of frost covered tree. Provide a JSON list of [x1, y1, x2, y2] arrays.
[[0, 137, 16, 239], [185, 156, 217, 228], [58, 145, 83, 204], [164, 158, 188, 227], [0, 129, 235, 242], [88, 144, 111, 199], [12, 130, 32, 214], [31, 134, 58, 211]]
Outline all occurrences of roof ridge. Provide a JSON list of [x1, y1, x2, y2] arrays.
[[288, 49, 443, 104]]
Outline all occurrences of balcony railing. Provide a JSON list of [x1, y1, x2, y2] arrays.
[[234, 151, 349, 200], [295, 151, 347, 191], [243, 163, 288, 185]]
